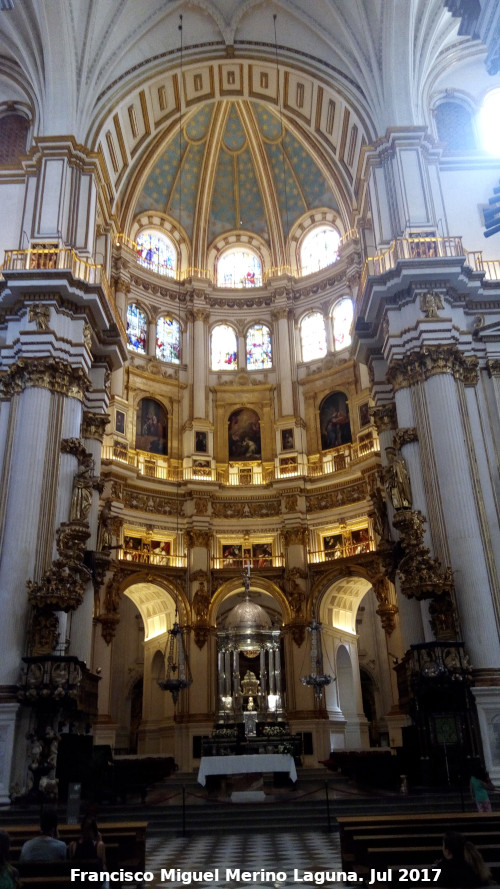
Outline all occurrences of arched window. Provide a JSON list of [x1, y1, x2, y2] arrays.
[[217, 248, 262, 288], [211, 324, 238, 370], [479, 89, 500, 155], [332, 298, 353, 351], [435, 101, 476, 152], [0, 113, 29, 163], [246, 324, 272, 370], [126, 303, 147, 353], [156, 316, 181, 364], [300, 226, 340, 275], [300, 312, 327, 362], [136, 229, 177, 277]]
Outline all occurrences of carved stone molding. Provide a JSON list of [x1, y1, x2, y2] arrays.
[[306, 481, 366, 512], [123, 488, 183, 515], [61, 438, 89, 462], [371, 575, 398, 636], [289, 622, 306, 647], [194, 498, 209, 515], [392, 509, 454, 601], [0, 357, 90, 401], [370, 403, 397, 433], [387, 345, 479, 391], [194, 625, 210, 649], [113, 276, 131, 296], [212, 499, 280, 519], [97, 612, 121, 645], [26, 521, 92, 636], [394, 427, 418, 449], [82, 411, 109, 441]]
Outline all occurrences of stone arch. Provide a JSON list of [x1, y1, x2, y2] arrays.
[[120, 574, 190, 635], [210, 575, 290, 626]]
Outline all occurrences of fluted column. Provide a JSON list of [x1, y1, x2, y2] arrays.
[[272, 307, 294, 418], [423, 366, 500, 669], [193, 309, 209, 419], [111, 277, 129, 397]]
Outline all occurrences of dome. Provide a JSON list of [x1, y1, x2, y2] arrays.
[[226, 595, 272, 630]]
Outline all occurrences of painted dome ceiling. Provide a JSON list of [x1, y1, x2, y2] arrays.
[[135, 100, 338, 246]]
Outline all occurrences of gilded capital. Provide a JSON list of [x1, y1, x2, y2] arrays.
[[194, 308, 210, 323], [282, 526, 308, 547], [82, 411, 110, 441], [185, 529, 211, 549], [487, 359, 500, 377], [370, 403, 397, 433], [387, 345, 478, 391]]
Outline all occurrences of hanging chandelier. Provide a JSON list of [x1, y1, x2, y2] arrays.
[[300, 618, 333, 702], [158, 618, 192, 704]]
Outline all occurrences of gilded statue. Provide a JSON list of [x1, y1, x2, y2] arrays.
[[70, 454, 96, 522], [97, 500, 113, 551], [384, 447, 412, 509]]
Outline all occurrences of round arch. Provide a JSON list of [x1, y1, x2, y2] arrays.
[[209, 575, 290, 626], [120, 575, 190, 641]]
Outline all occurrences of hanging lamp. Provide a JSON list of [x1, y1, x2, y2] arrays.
[[157, 13, 192, 706], [300, 618, 333, 703]]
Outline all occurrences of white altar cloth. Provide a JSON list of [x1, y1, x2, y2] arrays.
[[197, 753, 297, 786]]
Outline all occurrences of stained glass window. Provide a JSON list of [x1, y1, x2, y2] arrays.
[[479, 89, 500, 155], [136, 229, 177, 277], [217, 248, 262, 288], [332, 298, 353, 350], [301, 312, 327, 362], [211, 324, 238, 370], [300, 226, 340, 275], [156, 316, 181, 363], [126, 303, 147, 353], [246, 324, 272, 369]]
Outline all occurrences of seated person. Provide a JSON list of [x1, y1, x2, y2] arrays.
[[68, 815, 106, 868], [435, 832, 484, 887], [19, 809, 66, 862], [0, 830, 19, 889]]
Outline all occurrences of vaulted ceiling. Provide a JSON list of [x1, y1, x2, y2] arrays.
[[134, 100, 338, 247]]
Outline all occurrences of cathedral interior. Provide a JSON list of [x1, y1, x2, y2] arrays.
[[1, 0, 500, 802]]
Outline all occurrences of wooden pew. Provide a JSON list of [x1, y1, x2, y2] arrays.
[[337, 812, 500, 885], [4, 820, 147, 872]]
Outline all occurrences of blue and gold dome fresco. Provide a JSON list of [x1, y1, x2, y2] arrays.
[[135, 101, 338, 244]]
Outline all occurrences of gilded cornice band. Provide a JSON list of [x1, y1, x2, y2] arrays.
[[387, 345, 479, 391], [0, 357, 90, 400]]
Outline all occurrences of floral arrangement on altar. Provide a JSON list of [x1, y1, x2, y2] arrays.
[[262, 724, 287, 737], [211, 727, 237, 740]]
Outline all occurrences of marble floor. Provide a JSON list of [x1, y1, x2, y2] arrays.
[[146, 830, 352, 889]]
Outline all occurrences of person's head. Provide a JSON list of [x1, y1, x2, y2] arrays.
[[40, 808, 59, 838], [442, 831, 466, 861], [464, 841, 492, 883], [0, 831, 10, 865], [80, 815, 98, 840]]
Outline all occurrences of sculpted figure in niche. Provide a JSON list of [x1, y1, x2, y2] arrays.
[[384, 447, 412, 509], [193, 582, 210, 623], [97, 500, 113, 551], [70, 454, 96, 522]]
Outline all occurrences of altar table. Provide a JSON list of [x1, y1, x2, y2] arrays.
[[197, 753, 297, 786]]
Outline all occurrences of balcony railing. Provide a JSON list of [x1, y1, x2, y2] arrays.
[[360, 235, 500, 291], [119, 547, 186, 568], [1, 247, 126, 340], [102, 435, 379, 486], [360, 235, 465, 290], [308, 540, 375, 563]]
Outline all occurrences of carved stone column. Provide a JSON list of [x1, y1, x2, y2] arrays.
[[272, 304, 295, 418]]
